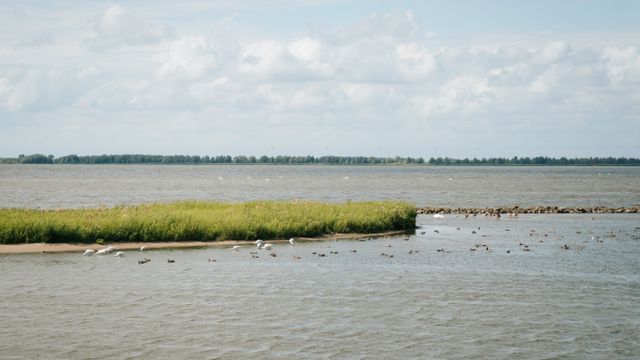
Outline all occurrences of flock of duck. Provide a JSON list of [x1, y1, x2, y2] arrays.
[[79, 213, 630, 262]]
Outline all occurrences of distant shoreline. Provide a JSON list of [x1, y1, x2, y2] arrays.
[[2, 154, 639, 166]]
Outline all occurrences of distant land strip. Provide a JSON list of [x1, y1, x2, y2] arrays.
[[417, 206, 640, 215], [1, 154, 639, 165]]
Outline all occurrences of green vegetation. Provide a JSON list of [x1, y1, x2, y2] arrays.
[[0, 201, 416, 244], [1, 154, 639, 165]]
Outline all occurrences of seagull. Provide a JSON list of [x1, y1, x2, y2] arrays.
[[139, 246, 145, 252], [232, 245, 241, 251], [114, 251, 125, 257], [255, 239, 263, 249], [83, 249, 95, 256], [433, 214, 445, 219], [289, 238, 295, 245], [261, 243, 272, 251]]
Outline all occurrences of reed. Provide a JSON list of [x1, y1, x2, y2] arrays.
[[0, 201, 416, 244]]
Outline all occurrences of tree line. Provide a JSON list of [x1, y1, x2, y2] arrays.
[[1, 154, 639, 165]]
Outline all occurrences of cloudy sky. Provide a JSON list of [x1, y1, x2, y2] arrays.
[[1, 0, 639, 158]]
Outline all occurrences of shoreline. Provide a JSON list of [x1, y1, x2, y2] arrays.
[[417, 206, 640, 215], [0, 230, 407, 254]]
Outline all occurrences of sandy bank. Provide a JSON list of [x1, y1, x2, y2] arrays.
[[0, 230, 407, 254]]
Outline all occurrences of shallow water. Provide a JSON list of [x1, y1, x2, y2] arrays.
[[0, 165, 639, 208], [1, 214, 639, 359]]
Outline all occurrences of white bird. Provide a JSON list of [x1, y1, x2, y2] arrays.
[[232, 245, 242, 251], [289, 238, 295, 245], [114, 251, 125, 257], [261, 243, 272, 250], [95, 246, 114, 256], [83, 249, 95, 256], [139, 246, 145, 252], [433, 214, 445, 219], [255, 239, 263, 248]]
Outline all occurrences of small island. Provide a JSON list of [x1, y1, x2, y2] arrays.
[[0, 201, 416, 249]]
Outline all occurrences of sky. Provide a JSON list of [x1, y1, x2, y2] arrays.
[[0, 0, 639, 158]]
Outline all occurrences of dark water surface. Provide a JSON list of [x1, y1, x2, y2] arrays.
[[0, 165, 638, 208]]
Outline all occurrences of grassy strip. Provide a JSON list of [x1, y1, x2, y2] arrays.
[[0, 201, 416, 244]]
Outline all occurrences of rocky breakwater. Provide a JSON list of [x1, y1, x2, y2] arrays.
[[417, 206, 640, 215]]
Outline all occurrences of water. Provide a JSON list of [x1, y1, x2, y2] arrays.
[[0, 165, 639, 209], [1, 165, 639, 359], [1, 214, 638, 359]]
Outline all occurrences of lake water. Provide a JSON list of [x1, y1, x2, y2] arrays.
[[0, 165, 639, 209], [1, 165, 639, 359]]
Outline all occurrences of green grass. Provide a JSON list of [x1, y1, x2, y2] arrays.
[[0, 201, 416, 244]]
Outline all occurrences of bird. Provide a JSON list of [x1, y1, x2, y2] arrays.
[[289, 238, 295, 245], [261, 243, 273, 251], [95, 247, 112, 256], [139, 246, 145, 252], [232, 245, 242, 251], [83, 249, 95, 256], [433, 214, 445, 219], [114, 251, 125, 257]]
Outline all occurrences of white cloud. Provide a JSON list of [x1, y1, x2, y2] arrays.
[[333, 10, 418, 43], [602, 46, 640, 84], [88, 5, 175, 49], [157, 36, 218, 80], [540, 41, 571, 63], [288, 37, 323, 62], [395, 43, 436, 80], [1, 6, 639, 157]]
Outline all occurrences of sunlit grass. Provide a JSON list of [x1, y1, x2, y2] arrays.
[[0, 201, 416, 244]]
